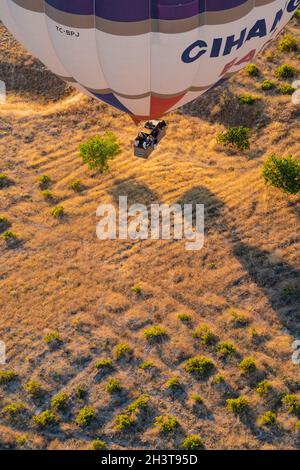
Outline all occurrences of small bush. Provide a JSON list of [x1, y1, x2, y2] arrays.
[[144, 325, 167, 342], [226, 396, 249, 415], [238, 94, 256, 105], [75, 384, 87, 400], [95, 359, 113, 371], [80, 132, 121, 172], [212, 374, 225, 385], [278, 83, 295, 94], [245, 64, 260, 77], [69, 180, 83, 192], [106, 378, 122, 394], [166, 377, 181, 391], [258, 411, 277, 426], [51, 392, 69, 411], [239, 357, 257, 375], [261, 80, 276, 91], [139, 361, 155, 370], [193, 324, 217, 346], [114, 413, 135, 431], [216, 127, 250, 151], [44, 331, 62, 346], [256, 380, 272, 398], [274, 64, 296, 79], [217, 342, 236, 358], [155, 414, 180, 433], [33, 410, 57, 428], [76, 406, 95, 427], [0, 173, 9, 188], [51, 206, 65, 219], [262, 154, 300, 195], [2, 230, 17, 242], [182, 435, 205, 450], [92, 439, 107, 450], [282, 394, 300, 415], [0, 370, 17, 385], [177, 313, 191, 323], [0, 216, 9, 232], [42, 190, 54, 201], [230, 309, 249, 327], [190, 393, 203, 404], [3, 402, 26, 419], [278, 33, 298, 52], [184, 356, 215, 379], [38, 174, 51, 189], [24, 380, 42, 398], [126, 394, 150, 414], [113, 343, 133, 360], [131, 284, 142, 294]]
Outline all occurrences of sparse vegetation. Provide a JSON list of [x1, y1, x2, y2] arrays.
[[106, 378, 122, 394], [226, 396, 249, 415], [69, 180, 83, 192], [256, 380, 272, 398], [42, 189, 54, 201], [0, 370, 17, 385], [95, 359, 113, 371], [238, 94, 256, 105], [278, 33, 298, 52], [51, 392, 69, 411], [139, 361, 155, 370], [114, 413, 135, 431], [245, 63, 260, 77], [155, 414, 180, 433], [131, 284, 142, 294], [24, 380, 42, 398], [193, 324, 217, 345], [3, 402, 26, 420], [262, 154, 300, 194], [0, 173, 9, 188], [113, 343, 133, 360], [166, 377, 181, 391], [0, 215, 9, 231], [216, 127, 250, 151], [80, 132, 120, 172], [238, 357, 257, 375], [184, 356, 215, 379], [274, 63, 297, 79], [75, 384, 87, 400], [33, 410, 57, 428], [38, 174, 51, 189], [258, 411, 277, 426], [92, 439, 107, 450], [51, 206, 65, 219], [2, 230, 17, 243], [282, 395, 300, 415], [261, 80, 276, 91], [182, 435, 205, 450], [217, 342, 236, 358], [278, 83, 295, 94], [177, 313, 191, 323], [44, 331, 62, 346], [144, 325, 167, 342]]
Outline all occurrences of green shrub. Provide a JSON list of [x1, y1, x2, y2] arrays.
[[0, 216, 9, 231], [256, 380, 272, 398], [0, 173, 9, 188], [33, 410, 57, 428], [239, 357, 257, 375], [0, 370, 17, 385], [51, 206, 65, 219], [95, 359, 113, 371], [126, 394, 150, 413], [216, 127, 250, 151], [80, 132, 120, 172], [24, 380, 42, 398], [75, 384, 87, 400], [3, 402, 26, 419], [38, 174, 51, 189], [166, 377, 181, 391], [143, 325, 167, 342], [258, 410, 277, 426], [217, 342, 236, 358], [177, 313, 191, 323], [278, 83, 295, 94], [113, 343, 133, 359], [282, 394, 300, 415], [106, 378, 122, 394], [193, 324, 217, 346], [212, 374, 225, 385], [230, 309, 249, 327], [2, 230, 17, 242], [245, 64, 260, 77], [274, 64, 296, 79], [261, 80, 276, 91], [184, 356, 215, 379], [69, 180, 83, 192], [226, 396, 249, 415], [295, 421, 300, 432], [139, 361, 155, 370], [155, 414, 180, 433], [44, 331, 62, 346], [131, 284, 142, 294], [182, 435, 205, 450], [42, 189, 54, 201], [262, 154, 300, 195], [238, 94, 256, 105], [51, 392, 69, 411], [76, 406, 95, 427], [114, 413, 135, 431], [190, 393, 203, 404], [92, 439, 107, 450], [278, 33, 298, 52]]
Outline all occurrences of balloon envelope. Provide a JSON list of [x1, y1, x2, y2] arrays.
[[0, 1, 297, 119]]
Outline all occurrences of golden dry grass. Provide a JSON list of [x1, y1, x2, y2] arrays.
[[0, 18, 300, 450]]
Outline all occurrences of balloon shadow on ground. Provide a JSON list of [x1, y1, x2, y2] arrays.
[[177, 186, 300, 337], [108, 178, 160, 208]]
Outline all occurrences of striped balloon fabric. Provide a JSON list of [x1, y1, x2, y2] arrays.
[[0, 1, 297, 120]]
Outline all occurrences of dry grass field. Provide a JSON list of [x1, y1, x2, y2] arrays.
[[0, 17, 300, 450]]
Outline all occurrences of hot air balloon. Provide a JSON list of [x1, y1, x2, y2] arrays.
[[0, 1, 298, 122]]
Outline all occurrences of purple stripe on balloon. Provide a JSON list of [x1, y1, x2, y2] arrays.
[[46, 0, 251, 21]]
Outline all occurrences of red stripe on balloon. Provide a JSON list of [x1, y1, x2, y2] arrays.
[[150, 93, 186, 118]]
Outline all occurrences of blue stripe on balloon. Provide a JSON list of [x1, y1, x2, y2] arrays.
[[45, 0, 251, 21], [91, 92, 133, 115]]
